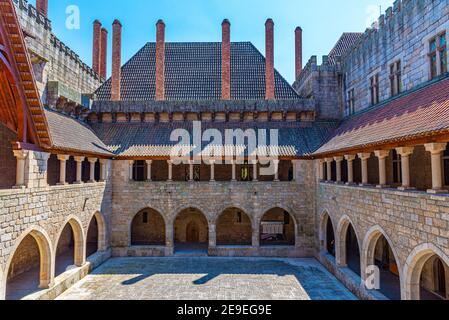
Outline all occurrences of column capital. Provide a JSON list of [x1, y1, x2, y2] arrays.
[[344, 154, 356, 162], [167, 160, 173, 165], [357, 152, 372, 160], [145, 160, 153, 165], [99, 158, 109, 165], [57, 154, 70, 161], [374, 150, 390, 159], [425, 142, 447, 155], [13, 149, 28, 160], [88, 157, 98, 164], [74, 156, 85, 163], [334, 156, 344, 162], [395, 146, 414, 157], [251, 159, 258, 165], [324, 157, 334, 163]]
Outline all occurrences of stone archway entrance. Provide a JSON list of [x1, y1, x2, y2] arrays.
[[260, 208, 295, 246], [174, 208, 209, 254]]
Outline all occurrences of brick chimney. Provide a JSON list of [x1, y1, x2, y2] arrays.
[[265, 19, 275, 100], [111, 19, 122, 101], [221, 19, 231, 100], [100, 28, 108, 79], [295, 27, 303, 79], [92, 20, 102, 74], [36, 0, 48, 17], [155, 20, 166, 101]]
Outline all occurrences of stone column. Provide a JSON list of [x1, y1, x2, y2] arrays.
[[146, 160, 152, 181], [209, 223, 216, 248], [334, 156, 344, 183], [128, 160, 134, 181], [425, 143, 448, 193], [210, 160, 215, 182], [167, 160, 173, 182], [292, 160, 297, 182], [252, 223, 260, 247], [325, 158, 333, 182], [88, 158, 97, 183], [252, 160, 258, 182], [99, 159, 108, 182], [57, 155, 69, 185], [231, 160, 237, 182], [396, 147, 414, 190], [189, 160, 194, 182], [318, 160, 324, 181], [74, 156, 85, 184], [13, 150, 28, 188], [358, 153, 371, 186], [165, 222, 174, 256], [374, 150, 390, 188], [345, 155, 356, 185], [273, 160, 280, 182]]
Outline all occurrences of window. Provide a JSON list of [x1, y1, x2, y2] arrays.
[[142, 212, 148, 224], [429, 33, 447, 79], [132, 160, 146, 181], [390, 60, 402, 96], [392, 150, 402, 184], [236, 212, 242, 224], [443, 145, 449, 186], [347, 89, 355, 115], [370, 74, 380, 105]]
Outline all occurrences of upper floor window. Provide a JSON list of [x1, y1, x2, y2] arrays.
[[443, 145, 449, 187], [429, 33, 447, 79], [370, 74, 380, 105], [347, 89, 355, 116], [133, 160, 146, 181], [390, 61, 402, 96], [392, 150, 402, 184]]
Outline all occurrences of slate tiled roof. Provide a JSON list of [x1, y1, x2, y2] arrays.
[[90, 121, 337, 157], [44, 109, 113, 156], [95, 42, 300, 101], [314, 76, 449, 156], [328, 33, 363, 65]]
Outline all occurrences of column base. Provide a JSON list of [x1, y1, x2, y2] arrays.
[[335, 181, 345, 185], [398, 187, 416, 191], [358, 183, 371, 187], [56, 182, 68, 186], [13, 185, 26, 189], [73, 181, 84, 185], [345, 182, 356, 186], [427, 189, 448, 194], [88, 180, 96, 184], [376, 184, 390, 189]]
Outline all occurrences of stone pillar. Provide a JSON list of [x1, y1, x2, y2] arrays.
[[165, 222, 174, 256], [344, 155, 356, 185], [209, 223, 216, 248], [396, 147, 414, 190], [167, 160, 173, 182], [146, 160, 152, 181], [273, 160, 280, 182], [231, 160, 237, 182], [252, 223, 260, 247], [99, 159, 108, 181], [252, 160, 258, 182], [374, 150, 390, 188], [189, 160, 194, 182], [325, 158, 333, 182], [334, 156, 344, 183], [210, 161, 215, 182], [57, 155, 69, 185], [13, 150, 28, 188], [128, 160, 134, 181], [358, 153, 371, 186], [74, 156, 85, 184], [318, 160, 324, 181], [88, 158, 97, 183], [425, 143, 448, 193]]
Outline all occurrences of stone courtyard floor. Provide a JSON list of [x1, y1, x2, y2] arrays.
[[57, 257, 357, 300]]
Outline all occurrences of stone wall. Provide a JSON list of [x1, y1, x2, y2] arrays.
[[0, 124, 17, 190]]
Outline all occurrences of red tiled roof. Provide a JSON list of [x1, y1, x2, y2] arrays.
[[314, 77, 449, 156]]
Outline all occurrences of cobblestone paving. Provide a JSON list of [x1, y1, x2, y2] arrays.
[[57, 257, 357, 300]]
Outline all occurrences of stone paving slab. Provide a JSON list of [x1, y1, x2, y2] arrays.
[[57, 257, 357, 300]]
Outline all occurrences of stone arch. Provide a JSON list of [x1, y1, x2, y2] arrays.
[[173, 207, 209, 248], [216, 207, 252, 246], [130, 207, 166, 246], [170, 204, 213, 225], [259, 206, 297, 246], [319, 209, 336, 256], [213, 203, 253, 225], [336, 215, 362, 275], [2, 227, 53, 300], [403, 243, 449, 300], [86, 211, 107, 256], [362, 225, 402, 300], [54, 216, 85, 277]]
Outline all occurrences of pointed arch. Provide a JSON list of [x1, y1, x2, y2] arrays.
[[336, 215, 362, 275], [54, 216, 86, 274]]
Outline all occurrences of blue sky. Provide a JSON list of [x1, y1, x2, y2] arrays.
[[43, 0, 395, 83]]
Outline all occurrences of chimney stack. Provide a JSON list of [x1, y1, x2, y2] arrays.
[[155, 20, 166, 101], [221, 19, 231, 100], [295, 27, 303, 79], [111, 19, 122, 101], [265, 19, 275, 100], [100, 28, 108, 79], [92, 20, 102, 74], [36, 0, 48, 17]]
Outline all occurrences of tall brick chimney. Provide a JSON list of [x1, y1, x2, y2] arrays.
[[265, 19, 275, 100], [100, 28, 108, 79], [36, 0, 48, 17], [221, 19, 231, 100], [92, 20, 102, 74], [111, 19, 122, 101], [295, 27, 303, 79], [155, 20, 166, 101]]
